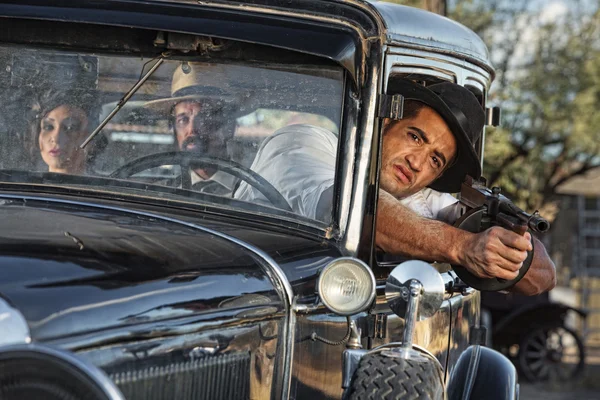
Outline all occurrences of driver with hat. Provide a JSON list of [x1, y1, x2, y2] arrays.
[[145, 62, 237, 195], [235, 79, 556, 295]]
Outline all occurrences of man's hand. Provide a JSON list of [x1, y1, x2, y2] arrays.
[[457, 227, 532, 281]]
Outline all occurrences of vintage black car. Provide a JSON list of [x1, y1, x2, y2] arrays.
[[0, 0, 518, 399]]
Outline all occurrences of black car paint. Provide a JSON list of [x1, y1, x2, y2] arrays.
[[446, 345, 518, 400], [0, 191, 346, 398], [0, 194, 339, 344]]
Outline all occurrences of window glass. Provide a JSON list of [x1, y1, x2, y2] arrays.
[[0, 44, 344, 223]]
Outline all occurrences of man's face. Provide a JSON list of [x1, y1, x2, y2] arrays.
[[173, 100, 228, 159], [380, 105, 457, 199]]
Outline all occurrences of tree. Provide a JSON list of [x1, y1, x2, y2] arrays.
[[424, 0, 446, 15]]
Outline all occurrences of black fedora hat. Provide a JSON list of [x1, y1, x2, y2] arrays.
[[386, 79, 485, 193]]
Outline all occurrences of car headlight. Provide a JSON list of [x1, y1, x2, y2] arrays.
[[317, 257, 376, 315]]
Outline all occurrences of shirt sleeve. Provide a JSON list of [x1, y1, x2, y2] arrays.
[[399, 187, 458, 220], [234, 124, 337, 220], [421, 187, 459, 220]]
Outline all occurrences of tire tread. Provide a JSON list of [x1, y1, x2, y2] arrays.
[[347, 353, 443, 400]]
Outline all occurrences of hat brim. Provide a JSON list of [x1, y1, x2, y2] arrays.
[[143, 94, 228, 115], [386, 79, 482, 193]]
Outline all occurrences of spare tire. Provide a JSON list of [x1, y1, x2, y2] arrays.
[[347, 352, 444, 400]]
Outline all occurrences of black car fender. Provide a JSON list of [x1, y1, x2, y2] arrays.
[[447, 345, 518, 400]]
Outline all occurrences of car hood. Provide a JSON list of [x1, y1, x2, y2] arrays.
[[0, 198, 298, 342]]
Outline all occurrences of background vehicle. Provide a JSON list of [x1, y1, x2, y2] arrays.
[[482, 291, 587, 383], [0, 0, 516, 399]]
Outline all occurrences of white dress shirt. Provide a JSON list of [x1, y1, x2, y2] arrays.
[[235, 124, 458, 220]]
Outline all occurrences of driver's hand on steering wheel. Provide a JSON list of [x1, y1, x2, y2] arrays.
[[458, 227, 532, 280]]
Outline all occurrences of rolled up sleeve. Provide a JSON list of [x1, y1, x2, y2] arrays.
[[400, 187, 458, 220]]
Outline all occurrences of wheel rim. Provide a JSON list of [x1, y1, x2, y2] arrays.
[[519, 326, 585, 382]]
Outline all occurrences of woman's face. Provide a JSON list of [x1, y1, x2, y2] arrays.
[[39, 105, 88, 173]]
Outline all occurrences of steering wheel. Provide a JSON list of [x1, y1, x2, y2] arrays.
[[451, 207, 533, 291], [110, 151, 292, 211]]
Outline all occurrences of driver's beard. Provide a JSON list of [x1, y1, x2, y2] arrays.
[[180, 135, 206, 153], [179, 136, 226, 180], [180, 135, 228, 157]]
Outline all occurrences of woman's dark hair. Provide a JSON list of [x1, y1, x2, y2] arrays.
[[26, 88, 95, 161]]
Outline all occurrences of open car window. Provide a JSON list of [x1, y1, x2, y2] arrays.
[[0, 44, 344, 223]]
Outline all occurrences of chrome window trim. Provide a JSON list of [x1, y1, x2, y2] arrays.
[[334, 78, 356, 241], [338, 42, 385, 257]]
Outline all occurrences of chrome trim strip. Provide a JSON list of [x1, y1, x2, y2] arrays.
[[0, 343, 125, 400], [336, 85, 359, 242], [0, 193, 295, 399], [340, 42, 384, 256], [0, 298, 31, 346]]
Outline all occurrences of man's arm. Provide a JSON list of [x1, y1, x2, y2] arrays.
[[377, 190, 556, 294], [510, 236, 556, 295]]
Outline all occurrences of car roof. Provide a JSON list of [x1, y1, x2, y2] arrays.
[[368, 1, 493, 72], [0, 0, 493, 82]]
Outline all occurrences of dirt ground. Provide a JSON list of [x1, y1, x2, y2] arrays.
[[520, 347, 600, 400]]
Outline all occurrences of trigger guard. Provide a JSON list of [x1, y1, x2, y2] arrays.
[[451, 207, 533, 292]]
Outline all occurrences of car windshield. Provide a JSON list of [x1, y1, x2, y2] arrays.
[[0, 43, 344, 224]]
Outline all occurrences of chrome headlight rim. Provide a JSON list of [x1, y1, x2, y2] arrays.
[[317, 257, 376, 316]]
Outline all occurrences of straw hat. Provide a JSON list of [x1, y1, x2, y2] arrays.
[[144, 62, 234, 114]]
